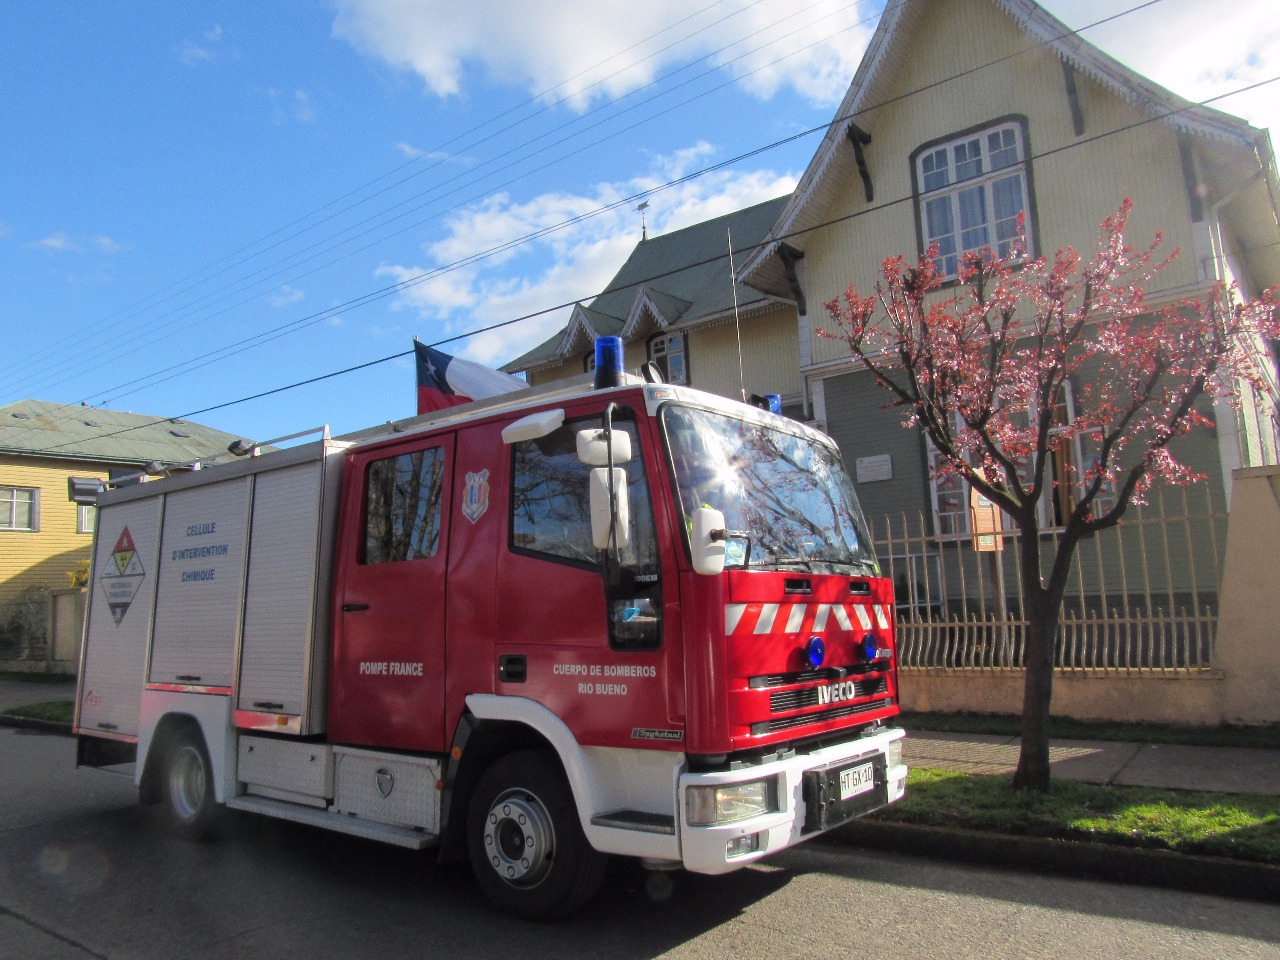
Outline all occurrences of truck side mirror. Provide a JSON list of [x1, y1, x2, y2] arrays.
[[589, 468, 630, 550], [576, 428, 631, 466], [690, 507, 726, 576]]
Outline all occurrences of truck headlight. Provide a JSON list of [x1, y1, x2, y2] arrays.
[[887, 740, 902, 768], [686, 778, 778, 826]]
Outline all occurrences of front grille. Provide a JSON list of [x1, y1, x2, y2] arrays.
[[751, 698, 894, 735], [749, 661, 883, 689], [768, 676, 887, 713]]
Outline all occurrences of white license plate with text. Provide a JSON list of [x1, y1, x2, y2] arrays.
[[839, 762, 876, 800]]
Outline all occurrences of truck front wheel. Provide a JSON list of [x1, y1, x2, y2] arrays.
[[466, 749, 606, 920], [163, 728, 217, 841]]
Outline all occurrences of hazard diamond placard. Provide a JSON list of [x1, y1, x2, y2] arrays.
[[100, 526, 146, 624]]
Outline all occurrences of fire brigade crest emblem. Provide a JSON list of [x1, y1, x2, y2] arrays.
[[462, 469, 490, 524]]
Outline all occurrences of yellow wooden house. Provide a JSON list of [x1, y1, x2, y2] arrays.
[[739, 0, 1279, 536], [0, 400, 247, 609]]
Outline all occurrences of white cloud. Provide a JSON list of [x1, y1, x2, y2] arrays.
[[179, 24, 225, 66], [267, 88, 318, 123], [394, 141, 470, 165], [92, 235, 127, 254], [1042, 0, 1280, 138], [269, 284, 306, 308], [375, 148, 796, 366], [29, 233, 81, 253], [332, 0, 877, 109], [25, 232, 126, 254]]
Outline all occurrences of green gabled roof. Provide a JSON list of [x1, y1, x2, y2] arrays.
[[505, 195, 790, 372], [591, 196, 788, 322], [0, 399, 247, 467]]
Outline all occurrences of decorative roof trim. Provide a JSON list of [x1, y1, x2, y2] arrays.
[[740, 0, 1264, 286]]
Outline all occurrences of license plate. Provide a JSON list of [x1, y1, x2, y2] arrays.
[[839, 762, 875, 800]]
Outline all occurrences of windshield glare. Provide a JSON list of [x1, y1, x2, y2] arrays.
[[662, 405, 878, 573]]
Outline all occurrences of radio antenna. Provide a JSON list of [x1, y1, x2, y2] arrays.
[[727, 228, 746, 403]]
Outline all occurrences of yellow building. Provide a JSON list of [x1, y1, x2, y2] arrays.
[[738, 0, 1279, 533], [0, 400, 248, 611]]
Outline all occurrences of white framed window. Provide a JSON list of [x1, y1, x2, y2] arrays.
[[0, 486, 39, 531], [915, 120, 1033, 278], [78, 503, 96, 535], [648, 332, 688, 385]]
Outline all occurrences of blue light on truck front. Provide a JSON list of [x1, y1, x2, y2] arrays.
[[806, 636, 825, 668]]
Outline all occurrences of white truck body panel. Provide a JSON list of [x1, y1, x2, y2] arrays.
[[76, 496, 164, 739], [237, 461, 330, 725], [148, 477, 251, 688], [77, 438, 349, 741]]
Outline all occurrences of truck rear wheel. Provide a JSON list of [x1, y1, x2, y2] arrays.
[[163, 728, 217, 841], [466, 749, 606, 920]]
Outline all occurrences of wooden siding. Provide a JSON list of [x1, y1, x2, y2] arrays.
[[527, 305, 802, 403], [684, 306, 801, 401], [803, 0, 1200, 368], [0, 455, 108, 603], [823, 369, 932, 522]]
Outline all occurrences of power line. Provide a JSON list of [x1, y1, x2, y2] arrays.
[[9, 0, 1170, 407], [10, 0, 877, 398], [28, 69, 1280, 458]]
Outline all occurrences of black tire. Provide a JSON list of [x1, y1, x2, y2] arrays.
[[466, 749, 606, 920], [162, 727, 218, 841]]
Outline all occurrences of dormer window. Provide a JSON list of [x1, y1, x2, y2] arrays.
[[648, 332, 688, 385]]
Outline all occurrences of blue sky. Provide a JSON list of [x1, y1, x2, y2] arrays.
[[2, 0, 1276, 445]]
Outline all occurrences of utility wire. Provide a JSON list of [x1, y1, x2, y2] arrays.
[[11, 0, 1172, 406], [10, 0, 873, 393], [27, 71, 1280, 458]]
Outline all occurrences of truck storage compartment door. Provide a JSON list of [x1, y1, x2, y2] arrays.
[[237, 460, 328, 731], [77, 497, 164, 738], [329, 435, 455, 752], [148, 477, 251, 688]]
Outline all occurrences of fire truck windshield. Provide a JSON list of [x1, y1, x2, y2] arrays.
[[662, 405, 879, 574]]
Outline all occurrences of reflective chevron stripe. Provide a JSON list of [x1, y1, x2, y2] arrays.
[[724, 602, 893, 637]]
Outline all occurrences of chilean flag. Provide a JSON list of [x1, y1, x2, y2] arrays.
[[415, 341, 527, 414]]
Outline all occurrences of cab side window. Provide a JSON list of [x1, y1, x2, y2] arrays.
[[363, 448, 446, 564], [510, 417, 657, 574]]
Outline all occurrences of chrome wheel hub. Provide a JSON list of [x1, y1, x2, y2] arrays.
[[483, 789, 555, 886]]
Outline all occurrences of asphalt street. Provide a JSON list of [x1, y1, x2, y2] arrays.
[[2, 726, 1280, 960]]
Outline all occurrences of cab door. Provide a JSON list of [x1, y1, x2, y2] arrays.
[[329, 435, 455, 751]]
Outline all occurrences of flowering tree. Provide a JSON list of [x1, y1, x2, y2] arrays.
[[821, 201, 1278, 790]]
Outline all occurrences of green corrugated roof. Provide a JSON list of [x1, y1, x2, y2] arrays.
[[505, 195, 789, 371], [0, 400, 247, 466]]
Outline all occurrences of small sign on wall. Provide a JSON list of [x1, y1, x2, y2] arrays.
[[855, 454, 893, 483]]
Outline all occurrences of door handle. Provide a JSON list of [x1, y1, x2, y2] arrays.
[[342, 603, 370, 612]]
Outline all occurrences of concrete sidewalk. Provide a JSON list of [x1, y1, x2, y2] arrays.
[[903, 729, 1280, 796], [6, 675, 1280, 798]]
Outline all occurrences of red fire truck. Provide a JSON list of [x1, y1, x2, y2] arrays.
[[75, 362, 906, 919]]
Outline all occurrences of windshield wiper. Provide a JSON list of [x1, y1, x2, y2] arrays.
[[747, 557, 813, 569]]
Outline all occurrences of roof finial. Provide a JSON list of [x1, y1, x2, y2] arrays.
[[636, 201, 650, 241]]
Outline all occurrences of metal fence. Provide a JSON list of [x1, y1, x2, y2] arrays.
[[873, 485, 1226, 673]]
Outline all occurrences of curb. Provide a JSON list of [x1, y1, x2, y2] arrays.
[[824, 820, 1280, 903], [0, 714, 73, 736]]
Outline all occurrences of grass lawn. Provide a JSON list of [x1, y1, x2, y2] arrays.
[[0, 670, 76, 684], [875, 768, 1280, 864], [899, 710, 1280, 750], [1, 699, 74, 723]]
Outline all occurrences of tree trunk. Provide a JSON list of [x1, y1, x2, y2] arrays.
[[1012, 583, 1057, 790]]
